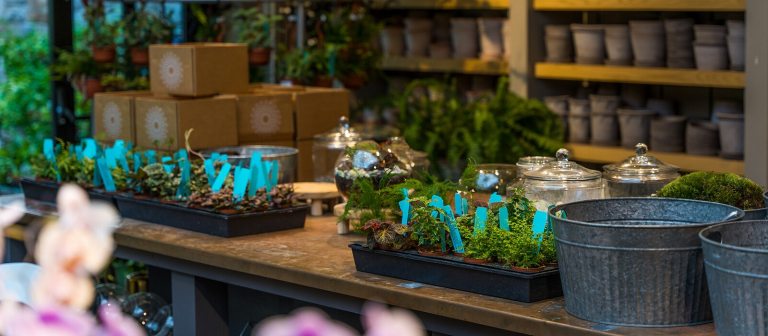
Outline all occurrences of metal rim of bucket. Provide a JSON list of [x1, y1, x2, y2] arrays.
[[700, 220, 768, 255], [550, 197, 744, 229]]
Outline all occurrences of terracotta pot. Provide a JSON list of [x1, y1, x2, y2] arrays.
[[646, 98, 675, 116], [570, 24, 605, 64], [91, 45, 116, 63], [727, 35, 745, 71], [314, 76, 334, 88], [694, 43, 728, 70], [429, 42, 451, 59], [451, 18, 478, 59], [651, 116, 687, 152], [716, 112, 744, 159], [130, 47, 149, 66], [80, 77, 103, 99], [590, 112, 619, 146], [249, 47, 271, 66], [686, 121, 719, 156], [568, 115, 590, 143], [478, 18, 504, 60], [590, 94, 620, 114], [568, 98, 590, 116], [380, 26, 405, 57], [617, 108, 656, 148], [341, 74, 366, 89], [694, 25, 726, 45], [604, 25, 632, 65], [629, 20, 665, 67]]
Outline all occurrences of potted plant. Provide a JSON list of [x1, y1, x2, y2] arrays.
[[123, 4, 174, 66], [83, 0, 119, 63], [276, 47, 313, 85], [231, 7, 282, 66], [656, 171, 766, 219], [51, 49, 110, 99], [309, 47, 334, 87]]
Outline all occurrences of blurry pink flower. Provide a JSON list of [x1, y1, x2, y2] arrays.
[[31, 266, 95, 310], [3, 303, 97, 336], [363, 303, 425, 336], [253, 308, 358, 336], [35, 223, 114, 276], [95, 302, 144, 336]]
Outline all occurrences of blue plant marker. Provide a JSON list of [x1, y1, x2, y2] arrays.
[[204, 159, 216, 187], [43, 139, 55, 161], [402, 188, 409, 198], [211, 152, 220, 162], [133, 153, 142, 173], [489, 192, 502, 204], [454, 192, 462, 215], [176, 150, 191, 197], [161, 156, 173, 173], [248, 153, 263, 197], [499, 207, 510, 231], [429, 195, 444, 219], [83, 139, 97, 159], [211, 163, 231, 193], [104, 148, 117, 169], [145, 150, 157, 164], [92, 158, 103, 187], [75, 145, 83, 161], [97, 157, 116, 192], [270, 161, 279, 188], [474, 207, 488, 235], [233, 168, 251, 202], [442, 205, 464, 253], [462, 198, 469, 215], [532, 210, 548, 243], [400, 189, 410, 225]]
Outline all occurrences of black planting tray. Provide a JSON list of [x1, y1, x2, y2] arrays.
[[349, 243, 562, 303], [20, 178, 115, 205], [115, 195, 309, 237]]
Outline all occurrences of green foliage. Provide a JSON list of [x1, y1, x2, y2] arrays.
[[190, 4, 224, 42], [276, 48, 313, 82], [656, 171, 765, 210], [396, 77, 564, 179], [231, 7, 281, 48], [83, 1, 120, 47], [407, 197, 449, 249], [134, 163, 179, 199], [0, 27, 51, 183], [123, 4, 174, 48], [51, 48, 110, 79]]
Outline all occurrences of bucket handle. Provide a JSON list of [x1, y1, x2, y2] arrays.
[[723, 210, 741, 222]]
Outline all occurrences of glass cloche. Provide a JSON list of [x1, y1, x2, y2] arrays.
[[523, 148, 603, 210], [603, 143, 680, 197], [312, 116, 368, 182], [334, 141, 412, 198]]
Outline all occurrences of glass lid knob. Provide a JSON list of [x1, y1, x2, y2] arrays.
[[555, 148, 570, 161], [635, 143, 648, 156]]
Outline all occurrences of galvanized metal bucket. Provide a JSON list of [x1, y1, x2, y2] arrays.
[[743, 207, 767, 220], [700, 220, 768, 336], [550, 197, 743, 327]]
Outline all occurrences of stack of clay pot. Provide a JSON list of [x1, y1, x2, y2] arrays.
[[451, 18, 478, 59], [404, 18, 432, 57], [430, 15, 452, 59], [478, 18, 505, 60], [726, 20, 745, 70], [693, 24, 728, 70], [712, 99, 744, 159], [664, 18, 695, 68], [647, 99, 686, 152], [629, 20, 665, 67], [380, 26, 405, 57], [545, 25, 573, 62], [571, 24, 604, 64], [604, 25, 632, 65], [544, 95, 570, 141], [590, 94, 621, 145], [568, 97, 591, 143]]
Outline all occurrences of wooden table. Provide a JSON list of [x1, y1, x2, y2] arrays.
[[4, 206, 715, 336]]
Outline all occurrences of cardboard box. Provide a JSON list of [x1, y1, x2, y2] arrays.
[[254, 85, 350, 140], [297, 139, 314, 182], [149, 43, 249, 97], [235, 92, 295, 143], [93, 91, 150, 143], [134, 95, 238, 150]]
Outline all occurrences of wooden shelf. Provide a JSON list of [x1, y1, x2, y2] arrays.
[[372, 0, 508, 10], [565, 143, 744, 174], [382, 57, 508, 75], [535, 63, 745, 89], [533, 0, 745, 11]]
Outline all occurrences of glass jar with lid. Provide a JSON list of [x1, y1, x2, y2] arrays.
[[312, 116, 369, 182], [523, 148, 603, 210], [516, 156, 555, 178], [334, 141, 412, 198], [603, 143, 680, 197]]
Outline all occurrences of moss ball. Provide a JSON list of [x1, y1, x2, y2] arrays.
[[656, 171, 765, 210]]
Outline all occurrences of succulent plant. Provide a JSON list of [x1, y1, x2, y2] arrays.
[[363, 219, 413, 251], [133, 163, 179, 199]]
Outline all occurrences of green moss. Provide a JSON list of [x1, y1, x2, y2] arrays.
[[656, 171, 765, 210]]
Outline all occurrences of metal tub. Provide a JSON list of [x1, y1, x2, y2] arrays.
[[201, 146, 298, 184], [550, 197, 743, 327]]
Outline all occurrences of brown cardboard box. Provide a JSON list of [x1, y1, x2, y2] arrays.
[[93, 91, 151, 143], [149, 43, 249, 97], [254, 85, 350, 140], [297, 139, 314, 182], [134, 95, 238, 150], [235, 92, 295, 143]]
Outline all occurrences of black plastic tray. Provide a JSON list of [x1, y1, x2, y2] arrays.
[[349, 243, 562, 303], [115, 195, 309, 237], [20, 178, 115, 205]]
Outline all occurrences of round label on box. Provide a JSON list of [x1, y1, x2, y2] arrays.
[[250, 100, 282, 134], [145, 106, 169, 143], [159, 52, 183, 90], [102, 101, 123, 138]]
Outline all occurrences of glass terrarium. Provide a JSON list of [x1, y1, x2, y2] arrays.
[[334, 141, 412, 198], [603, 143, 680, 197], [523, 148, 603, 210], [507, 156, 555, 193], [383, 137, 430, 175], [312, 116, 368, 182], [470, 164, 518, 196]]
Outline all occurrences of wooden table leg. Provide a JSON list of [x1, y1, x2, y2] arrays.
[[172, 272, 229, 336]]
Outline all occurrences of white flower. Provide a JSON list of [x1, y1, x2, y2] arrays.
[[250, 100, 282, 134], [102, 102, 123, 138], [363, 302, 425, 336], [145, 106, 169, 143], [158, 52, 183, 90]]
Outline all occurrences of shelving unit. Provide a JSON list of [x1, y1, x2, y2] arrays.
[[566, 143, 744, 174], [535, 63, 745, 89], [372, 0, 508, 10], [382, 57, 508, 75], [533, 0, 745, 12]]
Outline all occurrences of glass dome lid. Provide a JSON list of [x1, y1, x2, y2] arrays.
[[603, 143, 680, 182], [314, 116, 366, 146], [523, 148, 601, 181]]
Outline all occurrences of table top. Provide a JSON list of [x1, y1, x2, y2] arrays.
[[108, 215, 715, 336]]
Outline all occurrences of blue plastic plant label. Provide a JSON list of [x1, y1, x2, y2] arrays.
[[498, 207, 510, 231], [474, 207, 488, 234], [402, 188, 409, 199], [429, 195, 444, 219], [161, 156, 173, 173], [532, 210, 548, 243], [104, 148, 117, 169], [204, 159, 216, 187], [43, 139, 55, 162], [83, 139, 97, 159], [489, 192, 502, 204], [233, 168, 251, 202], [399, 199, 410, 225], [248, 153, 263, 197], [92, 157, 102, 187], [133, 153, 142, 173], [211, 162, 231, 193], [454, 192, 462, 215], [75, 144, 83, 161], [97, 157, 116, 192], [145, 150, 157, 164], [462, 198, 469, 215], [270, 161, 280, 187], [442, 205, 464, 253]]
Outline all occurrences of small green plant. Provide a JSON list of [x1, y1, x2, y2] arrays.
[[407, 197, 450, 251], [231, 7, 281, 48], [277, 48, 313, 82], [83, 0, 120, 48], [656, 171, 765, 210], [123, 4, 174, 48], [133, 163, 179, 200]]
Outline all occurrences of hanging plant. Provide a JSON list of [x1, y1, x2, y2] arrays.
[[231, 7, 282, 66], [122, 2, 174, 66], [82, 0, 120, 63]]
